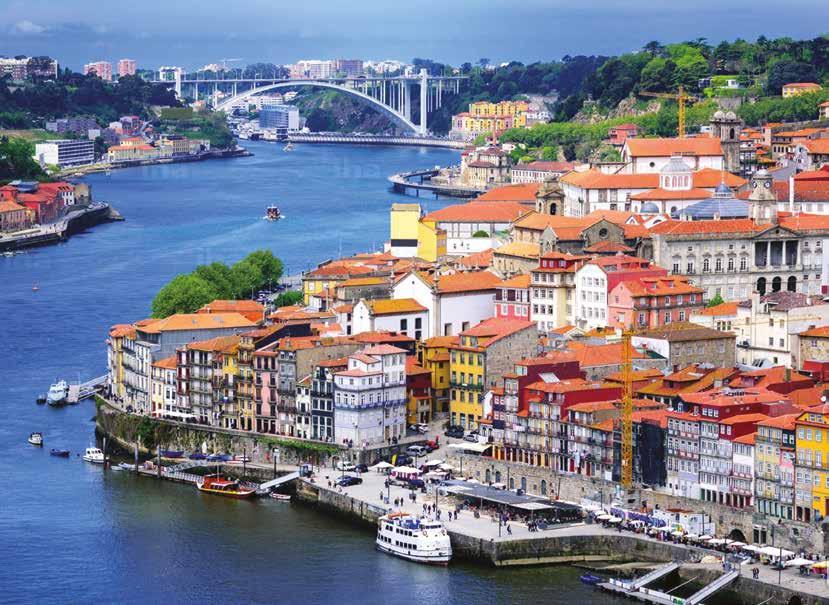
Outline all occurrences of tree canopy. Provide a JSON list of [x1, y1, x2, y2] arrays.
[[151, 250, 284, 318]]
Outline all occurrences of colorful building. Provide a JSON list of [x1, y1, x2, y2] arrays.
[[795, 403, 829, 521], [607, 275, 704, 329], [419, 335, 457, 417], [406, 356, 433, 425], [782, 82, 822, 98]]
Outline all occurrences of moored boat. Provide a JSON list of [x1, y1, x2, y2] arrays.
[[196, 474, 256, 498], [269, 492, 291, 501], [161, 449, 184, 458], [50, 449, 70, 457], [46, 380, 69, 406], [376, 512, 452, 565], [117, 462, 137, 471], [82, 447, 105, 464], [263, 205, 283, 221], [28, 432, 43, 446], [579, 574, 604, 585]]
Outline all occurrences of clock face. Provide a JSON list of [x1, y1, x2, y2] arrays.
[[764, 181, 771, 188], [752, 181, 758, 188]]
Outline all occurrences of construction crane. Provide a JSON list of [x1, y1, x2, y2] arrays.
[[638, 86, 699, 138]]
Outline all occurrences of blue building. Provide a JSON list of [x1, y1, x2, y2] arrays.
[[259, 105, 300, 133]]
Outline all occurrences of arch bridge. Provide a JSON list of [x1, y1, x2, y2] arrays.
[[173, 70, 465, 135]]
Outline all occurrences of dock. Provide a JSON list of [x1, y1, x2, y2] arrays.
[[67, 375, 108, 403], [288, 133, 465, 148], [388, 167, 485, 198], [601, 565, 740, 605]]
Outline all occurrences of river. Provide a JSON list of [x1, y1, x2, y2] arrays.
[[0, 141, 627, 604]]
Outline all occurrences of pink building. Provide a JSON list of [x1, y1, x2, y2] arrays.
[[608, 123, 639, 146], [495, 274, 531, 321], [84, 61, 112, 81], [118, 59, 136, 78], [254, 343, 279, 434], [607, 275, 705, 329]]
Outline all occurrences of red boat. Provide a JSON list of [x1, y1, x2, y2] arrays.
[[195, 474, 256, 499]]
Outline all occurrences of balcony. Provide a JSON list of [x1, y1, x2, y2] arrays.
[[449, 381, 484, 391]]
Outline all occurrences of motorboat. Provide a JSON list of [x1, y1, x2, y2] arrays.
[[160, 449, 184, 458], [579, 574, 604, 585], [82, 447, 105, 464], [28, 432, 43, 446], [195, 474, 256, 499], [50, 449, 70, 457], [376, 512, 452, 565], [46, 380, 69, 406], [269, 492, 291, 501], [32, 283, 39, 292], [283, 142, 294, 152], [206, 453, 231, 462], [117, 462, 137, 471], [189, 452, 207, 460], [263, 205, 283, 222]]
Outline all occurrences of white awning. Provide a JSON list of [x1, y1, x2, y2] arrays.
[[447, 442, 491, 453], [785, 557, 814, 567], [512, 502, 553, 511], [369, 461, 394, 470], [741, 544, 761, 552]]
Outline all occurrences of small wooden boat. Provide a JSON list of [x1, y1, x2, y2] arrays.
[[189, 452, 207, 460], [579, 573, 604, 585], [161, 449, 184, 458], [269, 492, 291, 501], [28, 432, 43, 446], [196, 474, 256, 499], [50, 449, 70, 457], [117, 462, 137, 471]]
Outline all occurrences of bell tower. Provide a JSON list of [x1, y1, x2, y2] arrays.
[[748, 169, 777, 225], [710, 110, 742, 174]]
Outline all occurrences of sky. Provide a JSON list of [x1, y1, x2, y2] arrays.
[[1, 0, 828, 71]]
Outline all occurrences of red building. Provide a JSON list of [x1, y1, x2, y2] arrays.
[[608, 275, 704, 329], [406, 356, 433, 424], [494, 274, 531, 321], [608, 123, 639, 146]]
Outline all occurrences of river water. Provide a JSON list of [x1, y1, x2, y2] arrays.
[[0, 141, 627, 604]]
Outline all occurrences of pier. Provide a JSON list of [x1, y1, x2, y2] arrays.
[[388, 167, 485, 198], [67, 375, 108, 403], [0, 203, 118, 252]]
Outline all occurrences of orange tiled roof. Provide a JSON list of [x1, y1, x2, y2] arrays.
[[152, 355, 177, 369], [436, 270, 502, 294], [694, 302, 739, 316], [457, 248, 494, 269], [499, 273, 531, 289], [422, 201, 530, 223], [186, 334, 242, 353], [423, 335, 459, 348], [455, 317, 535, 348], [757, 413, 798, 430], [800, 326, 829, 337], [338, 276, 389, 288], [140, 313, 255, 334], [474, 182, 541, 202], [366, 298, 427, 315], [615, 276, 703, 297], [625, 137, 723, 157], [494, 241, 539, 259]]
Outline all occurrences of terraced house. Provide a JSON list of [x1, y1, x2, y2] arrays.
[[754, 414, 797, 520]]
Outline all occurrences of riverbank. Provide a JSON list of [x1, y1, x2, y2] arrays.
[[58, 146, 252, 178], [0, 202, 121, 252], [388, 166, 484, 198]]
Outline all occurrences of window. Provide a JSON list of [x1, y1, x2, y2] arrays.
[[703, 258, 710, 273], [740, 256, 747, 271]]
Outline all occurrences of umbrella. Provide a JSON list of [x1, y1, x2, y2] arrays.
[[728, 541, 746, 548], [595, 514, 611, 521], [785, 557, 814, 567], [685, 534, 699, 541], [369, 461, 394, 470], [811, 561, 829, 569], [742, 545, 761, 552], [708, 538, 726, 545], [698, 535, 713, 541], [423, 459, 444, 467], [439, 463, 455, 471]]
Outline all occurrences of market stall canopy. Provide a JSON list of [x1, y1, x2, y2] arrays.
[[369, 461, 394, 470], [446, 442, 492, 454], [785, 557, 814, 567]]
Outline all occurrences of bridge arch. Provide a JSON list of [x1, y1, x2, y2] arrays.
[[214, 81, 420, 134]]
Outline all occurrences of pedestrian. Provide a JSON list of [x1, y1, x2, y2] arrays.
[[380, 491, 384, 502], [507, 524, 512, 535]]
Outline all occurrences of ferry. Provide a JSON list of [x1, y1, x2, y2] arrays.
[[195, 474, 256, 499], [283, 142, 294, 152], [263, 205, 283, 222], [375, 512, 452, 565], [82, 447, 105, 464], [46, 380, 69, 406], [28, 432, 43, 446]]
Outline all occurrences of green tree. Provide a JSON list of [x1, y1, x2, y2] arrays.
[[707, 293, 725, 307], [151, 274, 218, 318], [0, 136, 46, 183], [274, 290, 303, 307], [540, 145, 558, 160], [193, 262, 236, 298], [766, 60, 819, 95]]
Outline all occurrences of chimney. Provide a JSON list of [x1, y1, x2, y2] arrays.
[[789, 175, 795, 214]]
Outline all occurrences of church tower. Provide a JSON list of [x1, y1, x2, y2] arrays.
[[535, 177, 564, 216], [748, 169, 777, 225], [710, 110, 742, 174]]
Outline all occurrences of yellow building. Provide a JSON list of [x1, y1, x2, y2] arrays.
[[149, 356, 177, 416], [389, 203, 421, 257], [795, 404, 829, 521], [416, 219, 446, 262], [419, 335, 457, 416], [782, 82, 822, 98], [450, 100, 529, 140], [448, 317, 537, 429], [107, 323, 135, 401]]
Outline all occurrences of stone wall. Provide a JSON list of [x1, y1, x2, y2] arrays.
[[678, 564, 829, 605], [451, 453, 825, 553]]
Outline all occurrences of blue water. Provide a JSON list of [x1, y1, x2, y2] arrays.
[[0, 142, 625, 604]]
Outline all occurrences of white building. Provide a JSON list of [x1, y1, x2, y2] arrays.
[[510, 161, 574, 184], [620, 138, 724, 174], [351, 298, 428, 340], [392, 270, 501, 337], [33, 140, 95, 168], [420, 201, 528, 256], [333, 345, 407, 449]]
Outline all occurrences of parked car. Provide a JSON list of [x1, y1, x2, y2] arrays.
[[406, 445, 427, 457], [407, 478, 426, 489], [463, 433, 479, 443], [336, 475, 363, 487], [415, 423, 429, 434], [355, 463, 368, 473], [336, 461, 356, 472], [444, 426, 464, 438], [391, 454, 413, 466]]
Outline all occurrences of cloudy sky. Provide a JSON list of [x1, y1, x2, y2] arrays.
[[2, 0, 827, 70]]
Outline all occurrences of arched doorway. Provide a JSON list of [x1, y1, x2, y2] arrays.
[[772, 276, 782, 292], [509, 477, 515, 490], [495, 470, 501, 483], [757, 277, 767, 295], [788, 596, 803, 605], [485, 469, 491, 484], [549, 203, 557, 215], [540, 479, 547, 495], [728, 528, 747, 543], [520, 477, 527, 492], [787, 276, 797, 292]]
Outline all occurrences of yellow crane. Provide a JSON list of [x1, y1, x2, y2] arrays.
[[638, 86, 699, 138]]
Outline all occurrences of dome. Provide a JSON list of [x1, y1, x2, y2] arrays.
[[661, 156, 692, 174], [640, 202, 660, 214], [754, 168, 769, 178], [713, 110, 725, 120], [678, 186, 748, 220], [725, 111, 737, 121]]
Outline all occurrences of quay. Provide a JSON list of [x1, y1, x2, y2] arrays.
[[59, 146, 252, 178], [0, 202, 120, 252], [388, 167, 485, 198], [288, 133, 466, 149]]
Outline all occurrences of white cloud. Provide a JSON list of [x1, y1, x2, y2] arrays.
[[13, 20, 47, 34]]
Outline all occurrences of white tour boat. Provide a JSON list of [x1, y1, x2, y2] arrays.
[[46, 380, 69, 406], [28, 432, 43, 446], [82, 447, 105, 464], [376, 512, 452, 565]]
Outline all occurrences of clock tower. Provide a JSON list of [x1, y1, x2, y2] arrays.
[[748, 169, 777, 225]]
